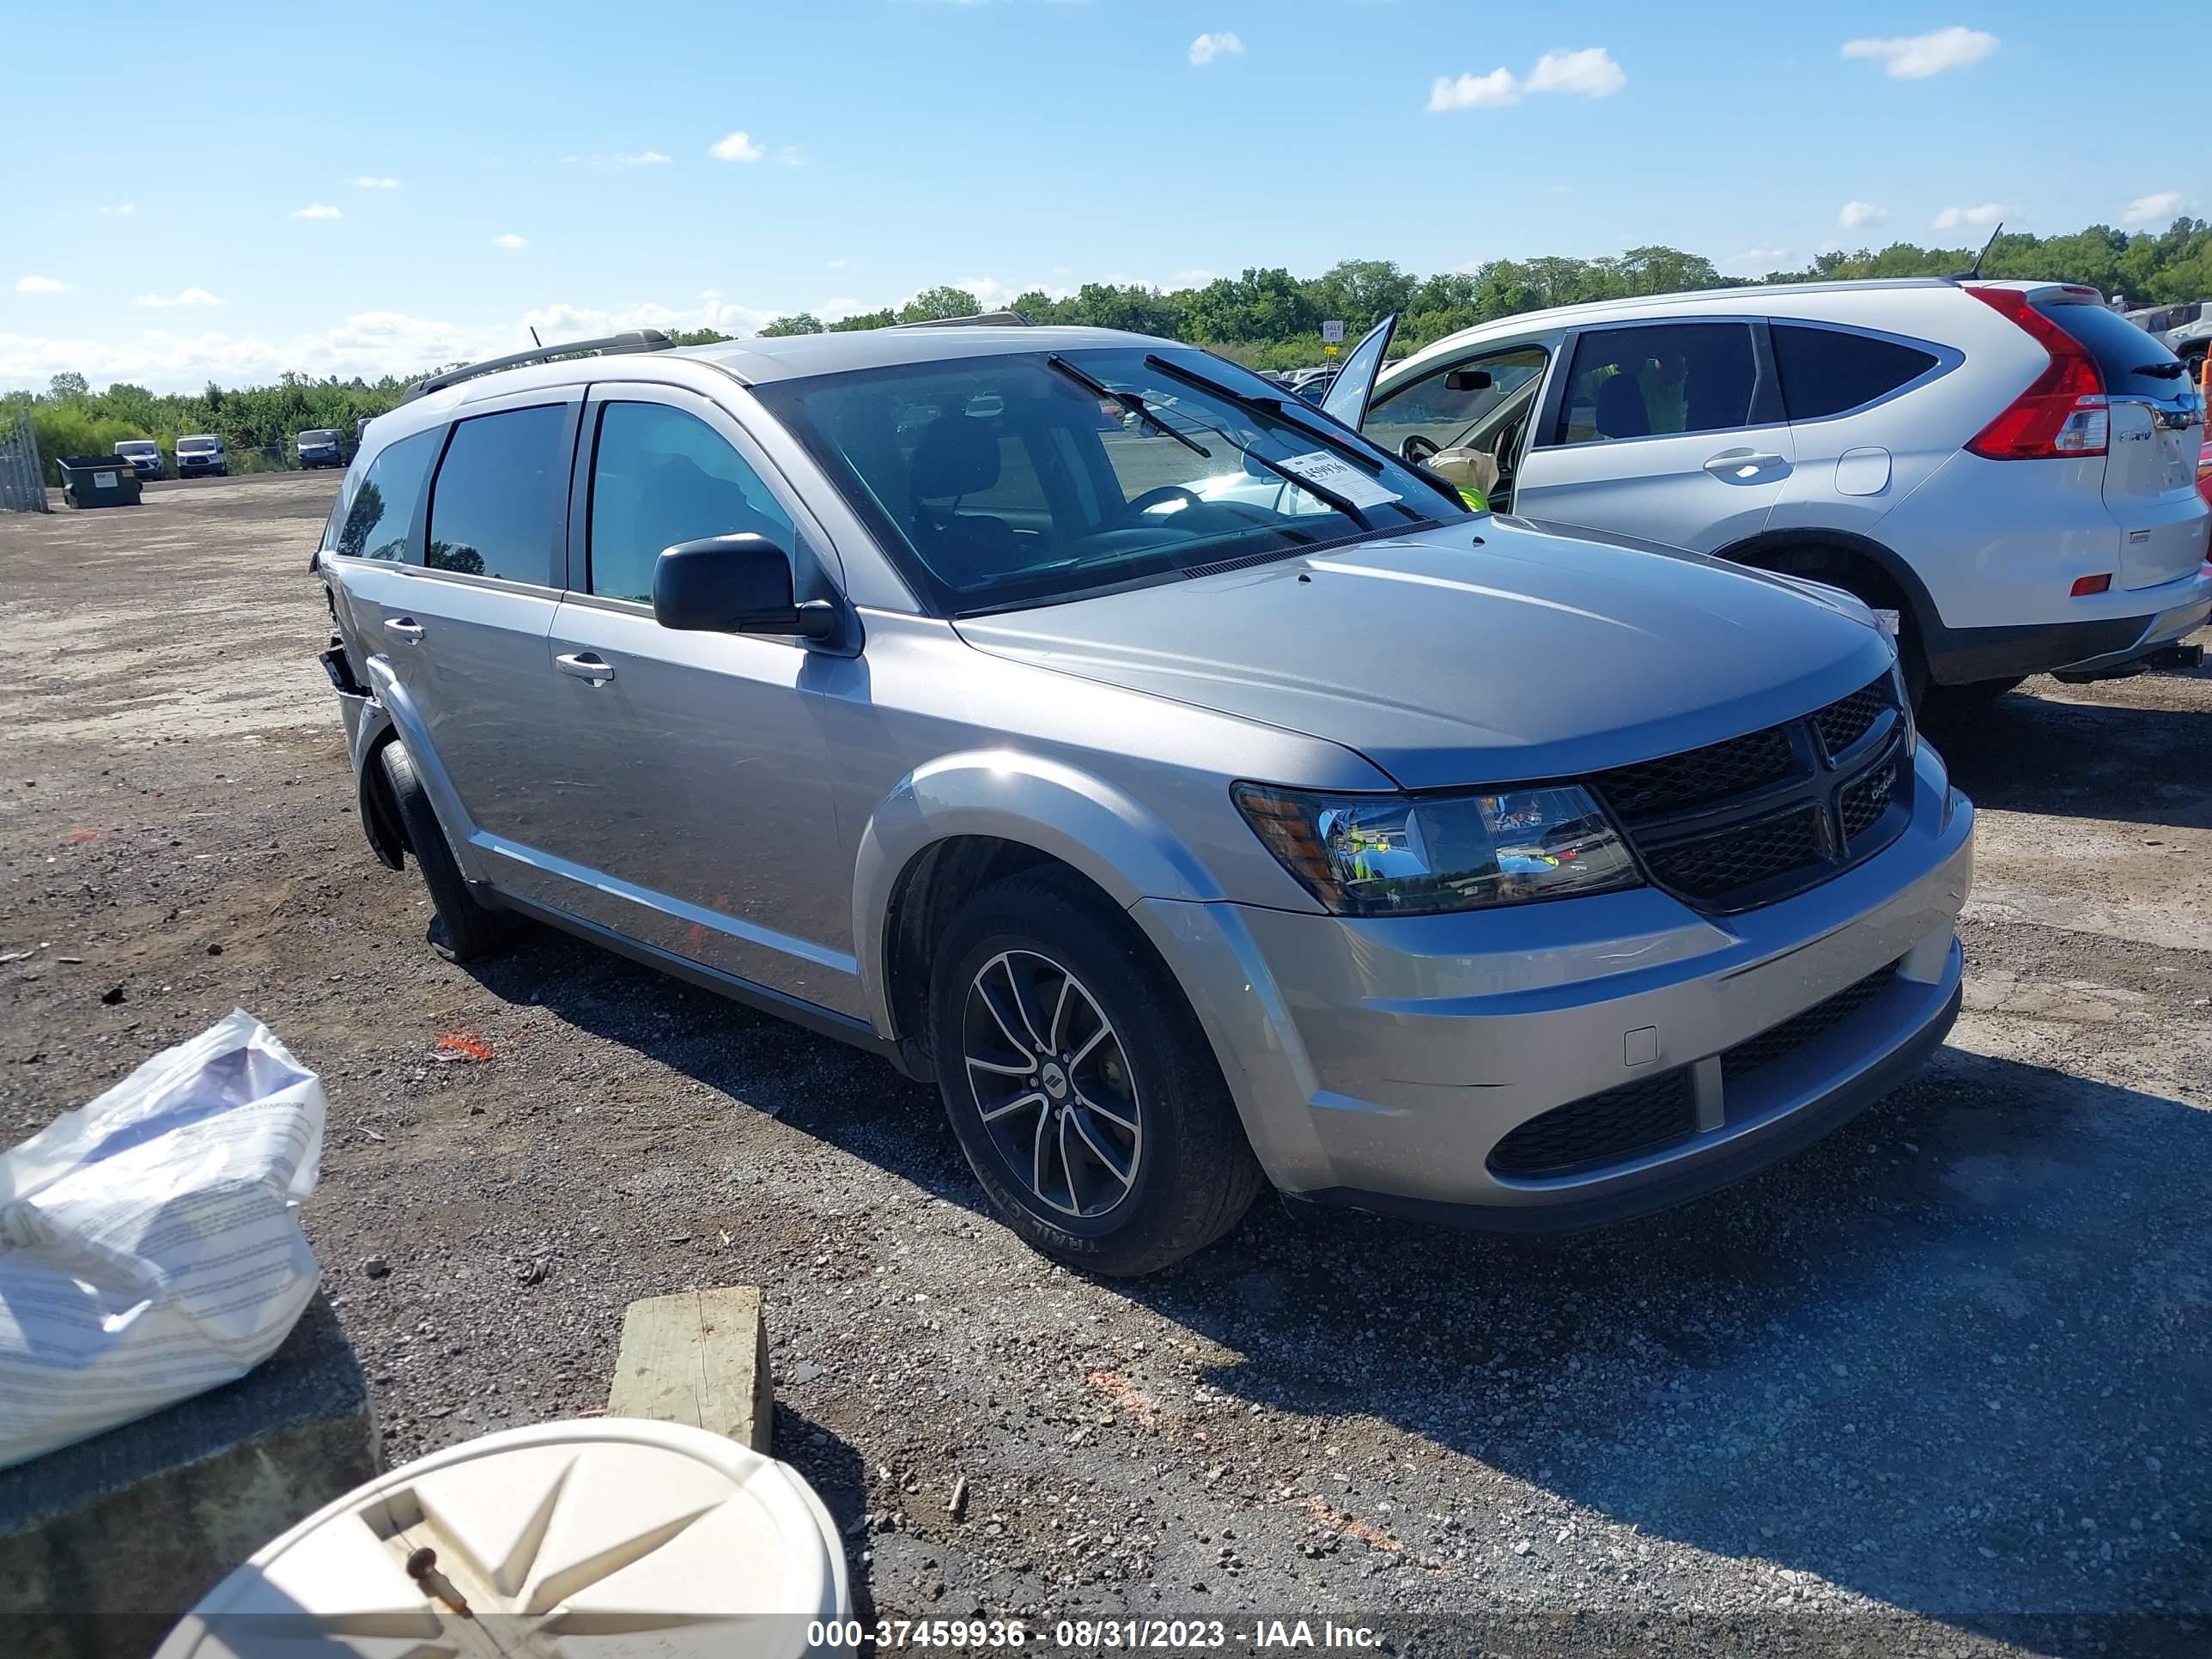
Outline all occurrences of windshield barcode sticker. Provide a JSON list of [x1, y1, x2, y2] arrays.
[[1275, 451, 1401, 510]]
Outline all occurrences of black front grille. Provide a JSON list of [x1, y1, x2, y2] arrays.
[[1643, 805, 1828, 902], [1723, 961, 1900, 1085], [1591, 725, 1796, 817], [1487, 1069, 1697, 1179], [1840, 752, 1899, 842], [1589, 673, 1907, 914], [1814, 683, 1890, 758]]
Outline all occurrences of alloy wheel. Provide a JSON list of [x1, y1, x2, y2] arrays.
[[960, 949, 1143, 1218]]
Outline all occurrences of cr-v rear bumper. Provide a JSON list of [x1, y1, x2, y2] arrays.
[[1139, 742, 1973, 1230], [1927, 564, 2212, 684]]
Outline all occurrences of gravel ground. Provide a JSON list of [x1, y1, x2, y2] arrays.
[[2, 473, 2206, 1658]]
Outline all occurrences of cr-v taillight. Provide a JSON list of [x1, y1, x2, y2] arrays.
[[1964, 285, 2108, 459]]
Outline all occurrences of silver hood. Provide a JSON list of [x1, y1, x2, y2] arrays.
[[956, 517, 1896, 791]]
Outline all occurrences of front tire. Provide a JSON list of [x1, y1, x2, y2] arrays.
[[378, 740, 509, 963], [928, 867, 1264, 1275]]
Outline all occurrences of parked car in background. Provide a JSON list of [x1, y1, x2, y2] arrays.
[[2123, 298, 2211, 379], [295, 428, 344, 469], [112, 439, 163, 479], [1327, 278, 2211, 709], [313, 321, 1971, 1274], [175, 434, 228, 477]]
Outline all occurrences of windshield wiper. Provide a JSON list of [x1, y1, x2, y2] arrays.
[[1142, 354, 1461, 515], [2132, 360, 2187, 379], [1046, 355, 1211, 459]]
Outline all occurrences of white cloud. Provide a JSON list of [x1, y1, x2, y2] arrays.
[[98, 203, 136, 216], [1188, 32, 1243, 67], [1171, 268, 1218, 286], [134, 288, 224, 308], [1723, 246, 1790, 275], [1429, 67, 1521, 110], [619, 151, 671, 166], [494, 233, 528, 249], [1838, 200, 1889, 230], [1524, 46, 1626, 98], [2123, 191, 2185, 225], [826, 258, 852, 270], [0, 294, 805, 392], [1843, 26, 1998, 79], [291, 203, 342, 219], [15, 275, 67, 294], [354, 176, 401, 190], [1429, 46, 1625, 112], [1933, 202, 2006, 230], [709, 131, 764, 162], [776, 145, 807, 167]]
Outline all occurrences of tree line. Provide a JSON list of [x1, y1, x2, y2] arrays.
[[9, 219, 2207, 481]]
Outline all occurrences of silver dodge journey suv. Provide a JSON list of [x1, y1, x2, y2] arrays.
[[315, 323, 1974, 1273]]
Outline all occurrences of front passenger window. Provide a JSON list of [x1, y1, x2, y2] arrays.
[[587, 403, 796, 605]]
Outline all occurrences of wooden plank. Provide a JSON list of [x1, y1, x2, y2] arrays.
[[606, 1286, 773, 1453]]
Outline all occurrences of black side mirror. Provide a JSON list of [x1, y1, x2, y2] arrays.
[[653, 534, 837, 640], [1444, 368, 1492, 392]]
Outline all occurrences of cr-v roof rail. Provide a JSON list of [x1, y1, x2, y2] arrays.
[[894, 310, 1032, 330], [400, 328, 675, 403]]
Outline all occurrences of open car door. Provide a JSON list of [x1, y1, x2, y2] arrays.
[[1319, 314, 1396, 430]]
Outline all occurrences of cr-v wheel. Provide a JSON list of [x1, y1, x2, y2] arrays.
[[929, 866, 1264, 1275]]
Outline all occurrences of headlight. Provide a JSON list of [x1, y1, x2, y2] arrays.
[[1232, 781, 1642, 916]]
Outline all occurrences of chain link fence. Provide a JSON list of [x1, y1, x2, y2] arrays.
[[0, 408, 50, 512]]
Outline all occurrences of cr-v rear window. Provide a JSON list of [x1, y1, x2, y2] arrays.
[[1771, 324, 1941, 421], [2036, 299, 2191, 401]]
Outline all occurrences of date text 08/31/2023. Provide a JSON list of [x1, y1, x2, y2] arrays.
[[810, 1617, 1385, 1650]]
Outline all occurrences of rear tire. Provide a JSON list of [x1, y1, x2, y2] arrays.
[[378, 740, 509, 963], [927, 866, 1264, 1275]]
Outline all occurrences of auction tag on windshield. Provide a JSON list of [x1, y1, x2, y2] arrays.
[[1276, 451, 1401, 510]]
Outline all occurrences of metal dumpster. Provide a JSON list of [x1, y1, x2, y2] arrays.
[[56, 455, 143, 508]]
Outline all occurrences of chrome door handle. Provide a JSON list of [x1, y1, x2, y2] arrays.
[[383, 617, 424, 641], [556, 652, 615, 684], [1704, 449, 1788, 479]]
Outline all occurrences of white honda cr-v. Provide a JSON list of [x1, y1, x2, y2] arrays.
[[1325, 278, 2210, 709]]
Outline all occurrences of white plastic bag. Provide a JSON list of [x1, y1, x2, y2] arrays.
[[0, 1010, 326, 1469]]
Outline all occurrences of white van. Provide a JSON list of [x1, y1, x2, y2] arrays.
[[175, 434, 228, 477]]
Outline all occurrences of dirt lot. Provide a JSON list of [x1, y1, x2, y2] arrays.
[[3, 473, 2207, 1657]]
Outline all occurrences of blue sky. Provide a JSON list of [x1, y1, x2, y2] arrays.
[[3, 3, 2200, 391]]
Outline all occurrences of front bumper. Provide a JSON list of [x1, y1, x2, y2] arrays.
[[1139, 742, 1972, 1226]]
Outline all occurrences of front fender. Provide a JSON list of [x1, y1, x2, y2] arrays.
[[851, 749, 1229, 1034]]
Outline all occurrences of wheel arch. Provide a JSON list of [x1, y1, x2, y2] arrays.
[[853, 750, 1231, 1077], [1713, 527, 1939, 637]]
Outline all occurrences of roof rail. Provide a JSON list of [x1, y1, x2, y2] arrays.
[[893, 309, 1032, 331], [401, 328, 675, 403]]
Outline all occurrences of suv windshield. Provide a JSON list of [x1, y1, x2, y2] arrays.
[[756, 347, 1467, 613], [178, 437, 216, 452], [116, 441, 156, 455], [300, 429, 337, 442]]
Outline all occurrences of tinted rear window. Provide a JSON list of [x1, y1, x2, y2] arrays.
[[425, 405, 568, 583], [331, 428, 440, 562], [1773, 324, 1941, 421], [2039, 301, 2191, 400]]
